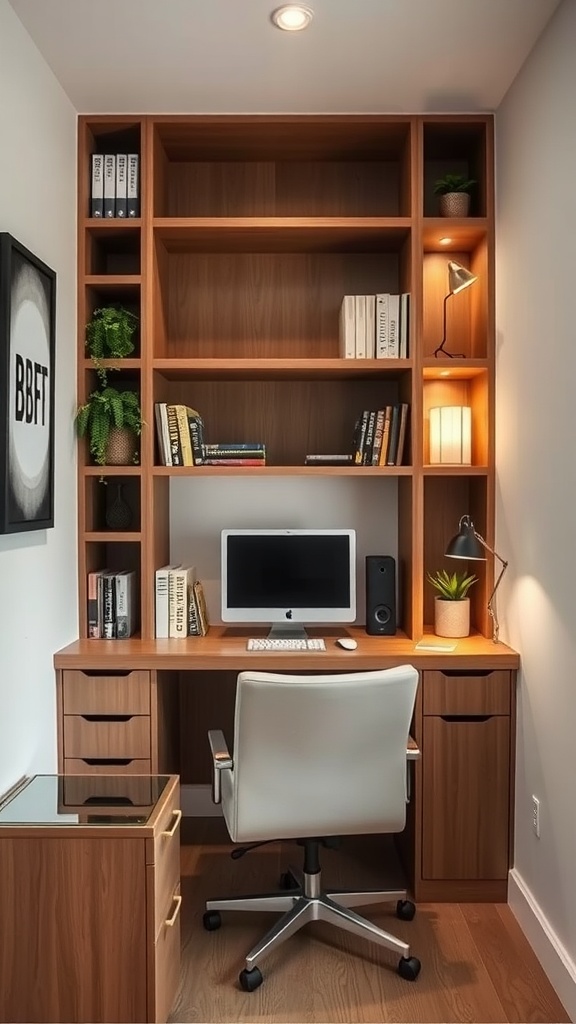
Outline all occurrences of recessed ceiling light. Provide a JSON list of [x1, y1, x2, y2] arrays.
[[271, 5, 314, 31], [439, 237, 452, 245]]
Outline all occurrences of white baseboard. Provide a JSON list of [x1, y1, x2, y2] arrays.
[[180, 783, 223, 817], [509, 868, 576, 1022]]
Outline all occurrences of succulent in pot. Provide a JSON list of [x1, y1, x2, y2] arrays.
[[427, 568, 478, 638]]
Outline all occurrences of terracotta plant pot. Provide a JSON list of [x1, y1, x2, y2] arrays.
[[105, 427, 138, 466], [434, 596, 470, 638], [439, 192, 471, 217]]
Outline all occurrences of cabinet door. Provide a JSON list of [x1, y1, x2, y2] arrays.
[[422, 716, 510, 880]]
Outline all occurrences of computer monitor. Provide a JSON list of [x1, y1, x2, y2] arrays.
[[221, 528, 356, 638]]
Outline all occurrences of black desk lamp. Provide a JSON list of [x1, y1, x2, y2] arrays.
[[445, 514, 509, 643], [434, 261, 478, 358]]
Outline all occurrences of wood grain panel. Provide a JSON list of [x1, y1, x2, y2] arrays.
[[179, 670, 238, 784], [63, 714, 151, 760], [422, 715, 510, 879], [64, 757, 151, 774], [148, 882, 181, 1024], [62, 670, 150, 715], [423, 669, 511, 716], [0, 835, 147, 1023]]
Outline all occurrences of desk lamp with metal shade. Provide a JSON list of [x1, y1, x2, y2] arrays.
[[445, 515, 508, 643], [434, 261, 478, 358]]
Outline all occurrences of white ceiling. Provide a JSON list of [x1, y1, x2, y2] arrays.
[[8, 0, 561, 115]]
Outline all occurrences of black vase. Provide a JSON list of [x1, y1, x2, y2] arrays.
[[105, 483, 132, 530]]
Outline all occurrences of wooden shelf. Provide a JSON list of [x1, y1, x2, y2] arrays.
[[154, 217, 411, 253], [152, 465, 413, 477], [153, 358, 412, 381]]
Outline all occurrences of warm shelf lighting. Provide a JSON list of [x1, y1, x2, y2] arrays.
[[271, 5, 314, 30], [439, 237, 452, 245], [429, 406, 471, 464]]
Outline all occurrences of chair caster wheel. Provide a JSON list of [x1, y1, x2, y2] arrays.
[[398, 955, 421, 981], [203, 910, 221, 931], [396, 899, 416, 921], [239, 966, 263, 991], [279, 871, 298, 890]]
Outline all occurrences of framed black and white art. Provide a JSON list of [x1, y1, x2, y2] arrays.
[[0, 233, 56, 533]]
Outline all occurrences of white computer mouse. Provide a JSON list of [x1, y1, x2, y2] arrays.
[[336, 637, 358, 651]]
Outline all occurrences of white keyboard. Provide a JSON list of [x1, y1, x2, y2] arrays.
[[246, 637, 327, 652]]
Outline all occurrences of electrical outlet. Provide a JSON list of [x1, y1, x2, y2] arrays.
[[532, 795, 540, 838]]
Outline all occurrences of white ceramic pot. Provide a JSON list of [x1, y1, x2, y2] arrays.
[[434, 596, 470, 638]]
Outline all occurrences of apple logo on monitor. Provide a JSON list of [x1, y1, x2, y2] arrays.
[[286, 610, 293, 619]]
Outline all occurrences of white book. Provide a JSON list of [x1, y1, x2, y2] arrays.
[[103, 154, 116, 218], [338, 295, 355, 359], [90, 154, 104, 217], [169, 565, 197, 639], [375, 293, 390, 358], [115, 570, 137, 638], [354, 294, 367, 358], [388, 293, 400, 358], [365, 294, 376, 358], [399, 292, 410, 358], [115, 154, 127, 217], [155, 563, 181, 639], [127, 153, 140, 217]]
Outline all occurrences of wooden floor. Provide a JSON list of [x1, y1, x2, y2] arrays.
[[170, 819, 570, 1024]]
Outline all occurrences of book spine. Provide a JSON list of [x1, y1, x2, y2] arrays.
[[362, 410, 376, 465], [378, 406, 393, 465], [371, 409, 385, 466], [400, 292, 410, 358], [202, 458, 265, 466], [90, 154, 104, 218], [365, 294, 376, 359], [395, 403, 409, 466], [353, 410, 369, 465], [375, 293, 389, 358], [115, 571, 135, 638], [166, 406, 183, 466], [103, 154, 116, 218], [187, 583, 200, 636], [170, 567, 195, 638], [388, 294, 400, 357], [174, 405, 194, 465], [338, 295, 355, 359], [102, 572, 116, 639], [115, 154, 127, 218], [386, 404, 401, 466], [87, 570, 101, 637], [187, 415, 205, 465], [203, 443, 265, 454], [127, 154, 140, 217], [354, 295, 366, 358], [155, 567, 170, 639], [193, 580, 209, 636]]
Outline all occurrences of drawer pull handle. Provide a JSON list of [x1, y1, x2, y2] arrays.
[[162, 809, 182, 838], [81, 714, 132, 723], [165, 894, 182, 927], [440, 669, 491, 678], [441, 715, 492, 723]]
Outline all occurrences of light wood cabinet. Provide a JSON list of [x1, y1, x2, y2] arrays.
[[0, 774, 181, 1024]]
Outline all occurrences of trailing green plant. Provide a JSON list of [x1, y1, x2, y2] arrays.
[[85, 304, 138, 361], [75, 384, 142, 466], [433, 173, 476, 195], [427, 568, 478, 601]]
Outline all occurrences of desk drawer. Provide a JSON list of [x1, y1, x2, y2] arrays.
[[150, 793, 182, 942], [64, 757, 152, 775], [62, 670, 150, 715], [423, 670, 511, 716], [63, 715, 151, 759]]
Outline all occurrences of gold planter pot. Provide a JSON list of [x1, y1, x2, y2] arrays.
[[434, 596, 470, 638], [439, 192, 471, 217]]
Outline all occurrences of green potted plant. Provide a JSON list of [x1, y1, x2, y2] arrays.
[[433, 173, 476, 217], [85, 304, 138, 360], [76, 384, 142, 466], [427, 568, 478, 638]]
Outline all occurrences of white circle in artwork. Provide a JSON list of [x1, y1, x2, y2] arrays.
[[8, 262, 51, 519]]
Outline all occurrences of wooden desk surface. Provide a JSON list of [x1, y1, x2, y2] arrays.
[[54, 626, 519, 671]]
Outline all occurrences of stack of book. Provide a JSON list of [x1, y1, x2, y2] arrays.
[[87, 569, 137, 639], [352, 405, 410, 466], [155, 403, 205, 466], [90, 153, 139, 218], [155, 565, 210, 639], [339, 293, 410, 359], [202, 443, 266, 466]]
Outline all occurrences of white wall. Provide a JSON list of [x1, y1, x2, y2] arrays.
[[0, 0, 77, 793], [496, 0, 576, 1014]]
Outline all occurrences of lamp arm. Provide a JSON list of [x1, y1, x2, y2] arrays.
[[472, 529, 509, 644]]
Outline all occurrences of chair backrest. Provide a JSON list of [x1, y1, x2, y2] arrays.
[[223, 666, 419, 843]]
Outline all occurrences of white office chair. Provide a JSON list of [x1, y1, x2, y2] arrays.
[[203, 666, 421, 991]]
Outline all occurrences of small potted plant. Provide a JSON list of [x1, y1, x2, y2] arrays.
[[433, 173, 476, 218], [76, 384, 142, 466], [85, 304, 138, 361], [427, 568, 478, 638]]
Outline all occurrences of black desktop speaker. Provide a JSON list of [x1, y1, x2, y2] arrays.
[[365, 555, 396, 635]]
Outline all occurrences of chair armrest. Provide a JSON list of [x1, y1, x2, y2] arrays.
[[207, 729, 233, 804], [407, 736, 421, 761]]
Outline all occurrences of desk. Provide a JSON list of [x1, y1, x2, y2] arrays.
[[0, 773, 181, 1024], [54, 628, 519, 902]]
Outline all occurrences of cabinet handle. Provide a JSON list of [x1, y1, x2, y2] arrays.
[[162, 808, 182, 838], [165, 894, 182, 927]]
